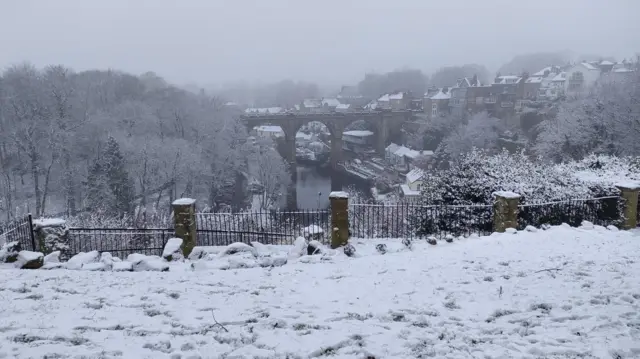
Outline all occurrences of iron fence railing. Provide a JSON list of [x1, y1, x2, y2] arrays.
[[0, 214, 35, 251], [66, 228, 173, 259], [196, 209, 331, 246]]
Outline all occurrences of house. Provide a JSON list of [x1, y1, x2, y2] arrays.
[[342, 130, 374, 153], [449, 75, 483, 117], [385, 143, 433, 172], [400, 168, 425, 198], [335, 103, 352, 112], [564, 62, 601, 94], [423, 88, 451, 119], [255, 125, 284, 139], [388, 92, 412, 110], [321, 98, 341, 109], [300, 99, 323, 112], [245, 107, 284, 114], [336, 85, 369, 107]]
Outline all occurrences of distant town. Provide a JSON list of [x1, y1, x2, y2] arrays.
[[227, 59, 637, 203]]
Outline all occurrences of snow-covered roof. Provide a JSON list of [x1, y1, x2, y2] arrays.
[[430, 89, 451, 100], [343, 130, 374, 137], [303, 99, 322, 108], [245, 107, 283, 114], [525, 77, 543, 84], [256, 125, 284, 133], [552, 72, 566, 82], [377, 94, 390, 102], [322, 98, 341, 107], [600, 60, 614, 66], [533, 67, 553, 77], [580, 62, 599, 71], [404, 149, 422, 159], [613, 68, 634, 73], [386, 143, 400, 153], [400, 184, 420, 197], [335, 103, 351, 110], [389, 92, 404, 100], [457, 77, 482, 88], [392, 146, 410, 157], [364, 100, 378, 110], [494, 75, 521, 85], [406, 168, 425, 184]]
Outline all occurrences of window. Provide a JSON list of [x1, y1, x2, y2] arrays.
[[431, 103, 437, 117]]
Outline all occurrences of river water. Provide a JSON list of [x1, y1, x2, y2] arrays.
[[294, 166, 371, 209]]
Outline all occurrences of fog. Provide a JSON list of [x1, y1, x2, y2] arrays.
[[1, 0, 638, 87]]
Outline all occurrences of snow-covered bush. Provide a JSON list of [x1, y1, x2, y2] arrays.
[[410, 149, 625, 235]]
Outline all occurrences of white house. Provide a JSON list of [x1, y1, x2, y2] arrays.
[[321, 98, 341, 108], [385, 143, 433, 171], [335, 103, 351, 112], [400, 168, 425, 198], [245, 107, 283, 114], [255, 125, 284, 139], [564, 63, 601, 94], [342, 130, 373, 145]]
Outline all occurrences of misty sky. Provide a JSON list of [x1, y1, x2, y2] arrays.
[[1, 0, 638, 87]]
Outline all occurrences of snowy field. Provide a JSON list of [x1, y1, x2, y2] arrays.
[[1, 225, 640, 358]]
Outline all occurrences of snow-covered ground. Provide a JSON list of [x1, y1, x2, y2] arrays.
[[1, 225, 640, 358]]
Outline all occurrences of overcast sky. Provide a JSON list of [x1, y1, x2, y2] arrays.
[[1, 0, 638, 87]]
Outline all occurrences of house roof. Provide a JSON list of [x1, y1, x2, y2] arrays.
[[322, 98, 341, 107], [343, 130, 374, 137], [404, 149, 422, 159], [457, 77, 482, 88], [613, 68, 634, 73], [335, 103, 351, 110], [430, 89, 451, 100], [389, 92, 404, 100], [386, 143, 401, 152], [525, 77, 543, 84], [245, 107, 283, 114], [377, 94, 391, 102], [552, 72, 566, 82], [494, 75, 521, 84], [303, 99, 322, 108], [533, 67, 553, 76], [400, 184, 420, 197], [600, 60, 614, 66], [580, 62, 599, 71], [256, 125, 284, 133], [406, 168, 425, 184]]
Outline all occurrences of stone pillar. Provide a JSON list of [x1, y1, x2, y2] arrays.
[[172, 198, 197, 257], [284, 134, 297, 170], [329, 191, 349, 248], [329, 136, 343, 170], [375, 115, 389, 155], [492, 191, 520, 233], [616, 182, 640, 229], [32, 218, 69, 257]]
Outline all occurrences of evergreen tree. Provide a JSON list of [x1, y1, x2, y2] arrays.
[[102, 136, 135, 216], [84, 136, 135, 217], [85, 160, 112, 214]]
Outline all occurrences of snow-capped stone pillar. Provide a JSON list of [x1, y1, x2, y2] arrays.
[[172, 198, 197, 257], [616, 181, 640, 229], [32, 218, 69, 257], [492, 191, 521, 233], [329, 191, 349, 248]]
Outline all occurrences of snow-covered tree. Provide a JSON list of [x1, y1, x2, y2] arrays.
[[438, 111, 504, 160], [249, 138, 291, 209], [536, 71, 640, 161]]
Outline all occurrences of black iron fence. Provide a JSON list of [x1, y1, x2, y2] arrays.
[[196, 209, 331, 246], [349, 202, 493, 239], [0, 214, 35, 251], [66, 228, 173, 259], [517, 196, 623, 230]]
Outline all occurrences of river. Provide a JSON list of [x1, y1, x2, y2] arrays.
[[293, 165, 371, 209]]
